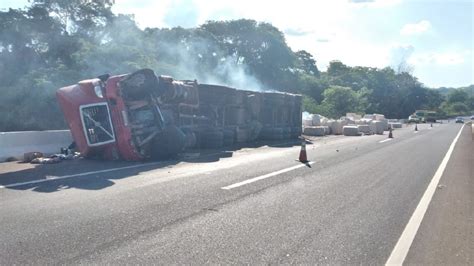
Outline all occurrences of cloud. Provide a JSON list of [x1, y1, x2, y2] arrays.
[[388, 44, 415, 72], [400, 20, 432, 35], [348, 0, 402, 7], [284, 28, 312, 37], [408, 50, 471, 66], [316, 38, 330, 43], [348, 0, 375, 3], [163, 0, 199, 28], [389, 44, 414, 65]]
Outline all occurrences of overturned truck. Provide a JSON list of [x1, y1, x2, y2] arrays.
[[57, 69, 302, 161]]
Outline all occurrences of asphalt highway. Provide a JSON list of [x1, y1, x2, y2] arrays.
[[0, 122, 470, 264]]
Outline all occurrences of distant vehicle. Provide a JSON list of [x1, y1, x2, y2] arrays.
[[455, 117, 464, 123], [408, 115, 421, 123], [409, 110, 437, 123], [471, 116, 474, 120]]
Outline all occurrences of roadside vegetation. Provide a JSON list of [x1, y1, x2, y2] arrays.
[[1, 0, 472, 131]]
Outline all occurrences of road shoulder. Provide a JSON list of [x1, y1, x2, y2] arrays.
[[405, 124, 473, 265]]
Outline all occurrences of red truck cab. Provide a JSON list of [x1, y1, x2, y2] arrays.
[[56, 69, 184, 160]]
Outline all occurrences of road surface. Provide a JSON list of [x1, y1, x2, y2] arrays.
[[0, 122, 471, 264]]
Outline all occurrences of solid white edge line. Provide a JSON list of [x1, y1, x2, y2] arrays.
[[221, 162, 315, 190], [385, 124, 465, 265], [0, 162, 159, 189], [379, 139, 393, 143]]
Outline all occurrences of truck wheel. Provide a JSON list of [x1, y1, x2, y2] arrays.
[[201, 129, 224, 149], [150, 126, 186, 159], [119, 69, 158, 100]]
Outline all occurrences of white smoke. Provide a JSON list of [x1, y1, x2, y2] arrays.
[[156, 37, 265, 91]]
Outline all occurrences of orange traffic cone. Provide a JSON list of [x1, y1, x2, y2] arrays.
[[415, 124, 418, 131], [388, 128, 393, 138], [298, 139, 308, 163]]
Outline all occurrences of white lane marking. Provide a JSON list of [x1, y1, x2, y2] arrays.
[[413, 131, 419, 134], [0, 144, 303, 190], [379, 139, 393, 143], [221, 162, 315, 190], [385, 124, 465, 265], [0, 162, 160, 189]]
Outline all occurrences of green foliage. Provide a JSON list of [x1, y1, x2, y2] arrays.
[[450, 102, 469, 114], [447, 89, 469, 104], [320, 86, 367, 118], [438, 89, 473, 116], [0, 2, 471, 131], [200, 19, 295, 89], [295, 50, 319, 76]]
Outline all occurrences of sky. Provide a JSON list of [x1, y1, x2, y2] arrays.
[[1, 0, 473, 88]]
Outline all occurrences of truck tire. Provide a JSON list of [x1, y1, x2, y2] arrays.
[[201, 129, 224, 149], [119, 69, 158, 100], [150, 125, 186, 159]]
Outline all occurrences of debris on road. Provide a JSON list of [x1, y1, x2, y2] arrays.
[[303, 112, 396, 137], [31, 157, 62, 164], [390, 122, 403, 128], [23, 152, 44, 163], [357, 124, 371, 135], [303, 126, 326, 136], [343, 125, 361, 136], [370, 120, 385, 135], [30, 153, 80, 164]]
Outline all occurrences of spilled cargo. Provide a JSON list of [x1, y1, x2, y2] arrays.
[[56, 69, 302, 161]]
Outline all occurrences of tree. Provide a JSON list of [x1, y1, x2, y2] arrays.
[[447, 89, 469, 104], [30, 0, 114, 36], [0, 0, 469, 131], [450, 102, 469, 114], [327, 60, 349, 76], [297, 73, 326, 103], [321, 86, 366, 118], [295, 50, 319, 76], [200, 19, 295, 89], [423, 89, 445, 110]]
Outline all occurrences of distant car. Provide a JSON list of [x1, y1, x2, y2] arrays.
[[408, 115, 420, 123], [471, 116, 474, 120], [455, 117, 464, 123]]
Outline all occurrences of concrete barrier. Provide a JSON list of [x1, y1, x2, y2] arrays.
[[0, 130, 72, 162], [470, 121, 473, 140]]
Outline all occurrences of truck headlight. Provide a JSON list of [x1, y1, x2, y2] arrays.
[[94, 85, 104, 98]]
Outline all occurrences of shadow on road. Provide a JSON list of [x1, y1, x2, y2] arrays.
[[0, 138, 304, 193]]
